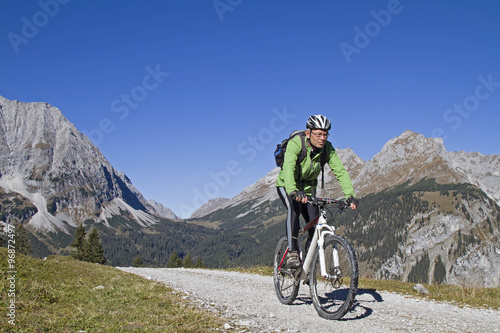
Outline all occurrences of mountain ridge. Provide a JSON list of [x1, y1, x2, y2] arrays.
[[189, 197, 230, 219], [195, 129, 499, 218], [1, 95, 498, 218]]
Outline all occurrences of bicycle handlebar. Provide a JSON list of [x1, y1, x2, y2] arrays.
[[308, 197, 349, 210]]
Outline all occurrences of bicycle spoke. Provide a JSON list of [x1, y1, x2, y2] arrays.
[[273, 236, 300, 305], [309, 235, 358, 320]]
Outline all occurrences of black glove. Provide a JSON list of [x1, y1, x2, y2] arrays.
[[290, 191, 307, 201], [346, 196, 359, 206]]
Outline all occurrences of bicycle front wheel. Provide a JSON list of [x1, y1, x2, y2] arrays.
[[273, 236, 299, 305], [309, 234, 358, 320]]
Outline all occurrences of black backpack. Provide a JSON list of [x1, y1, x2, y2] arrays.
[[274, 130, 328, 188]]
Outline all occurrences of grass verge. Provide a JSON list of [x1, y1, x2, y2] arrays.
[[359, 278, 500, 310], [0, 248, 225, 332]]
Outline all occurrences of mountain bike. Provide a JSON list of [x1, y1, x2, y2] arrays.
[[273, 197, 358, 320]]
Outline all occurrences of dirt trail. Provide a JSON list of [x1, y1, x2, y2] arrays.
[[118, 267, 500, 333]]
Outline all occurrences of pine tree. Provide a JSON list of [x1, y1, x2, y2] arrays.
[[408, 252, 430, 284], [133, 255, 144, 267], [182, 252, 193, 268], [0, 233, 5, 247], [15, 224, 31, 256], [84, 228, 107, 264], [71, 224, 87, 261], [167, 250, 182, 268], [194, 257, 205, 268], [433, 255, 447, 284]]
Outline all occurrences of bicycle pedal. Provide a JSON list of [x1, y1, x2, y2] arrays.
[[292, 267, 303, 279]]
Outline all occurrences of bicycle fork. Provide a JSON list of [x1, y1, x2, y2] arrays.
[[319, 235, 343, 288], [300, 219, 338, 280]]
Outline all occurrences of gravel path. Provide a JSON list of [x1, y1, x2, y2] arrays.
[[117, 267, 500, 333]]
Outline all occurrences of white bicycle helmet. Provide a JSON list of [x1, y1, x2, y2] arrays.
[[306, 114, 331, 130]]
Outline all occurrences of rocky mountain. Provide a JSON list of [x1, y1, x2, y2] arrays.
[[229, 130, 499, 206], [189, 197, 230, 219], [353, 131, 500, 202], [147, 199, 179, 220], [0, 95, 162, 251]]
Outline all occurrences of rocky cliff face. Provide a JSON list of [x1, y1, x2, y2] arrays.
[[147, 199, 179, 220], [353, 130, 500, 203], [0, 95, 157, 234], [373, 186, 500, 287], [444, 150, 500, 203]]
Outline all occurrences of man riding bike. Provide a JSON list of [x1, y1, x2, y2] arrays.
[[276, 114, 358, 267]]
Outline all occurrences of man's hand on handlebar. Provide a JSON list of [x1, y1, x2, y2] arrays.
[[346, 196, 359, 210], [290, 190, 308, 204]]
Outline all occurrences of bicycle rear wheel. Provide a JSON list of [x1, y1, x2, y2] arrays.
[[273, 236, 299, 305], [309, 234, 358, 320]]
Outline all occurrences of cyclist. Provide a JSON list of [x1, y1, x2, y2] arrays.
[[276, 114, 358, 267]]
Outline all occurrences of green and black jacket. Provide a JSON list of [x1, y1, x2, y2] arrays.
[[276, 134, 356, 199]]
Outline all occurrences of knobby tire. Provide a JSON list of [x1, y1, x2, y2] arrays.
[[309, 234, 358, 320], [273, 236, 299, 305]]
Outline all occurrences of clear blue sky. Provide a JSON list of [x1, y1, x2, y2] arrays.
[[1, 0, 499, 217]]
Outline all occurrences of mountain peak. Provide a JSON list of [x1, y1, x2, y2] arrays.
[[0, 95, 156, 233], [335, 147, 365, 169], [380, 130, 447, 157], [147, 199, 180, 220]]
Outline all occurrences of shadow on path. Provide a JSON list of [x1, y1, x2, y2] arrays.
[[339, 288, 384, 321], [284, 288, 384, 321]]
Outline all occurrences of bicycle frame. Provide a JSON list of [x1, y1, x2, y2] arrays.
[[277, 197, 348, 280], [298, 208, 338, 280]]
